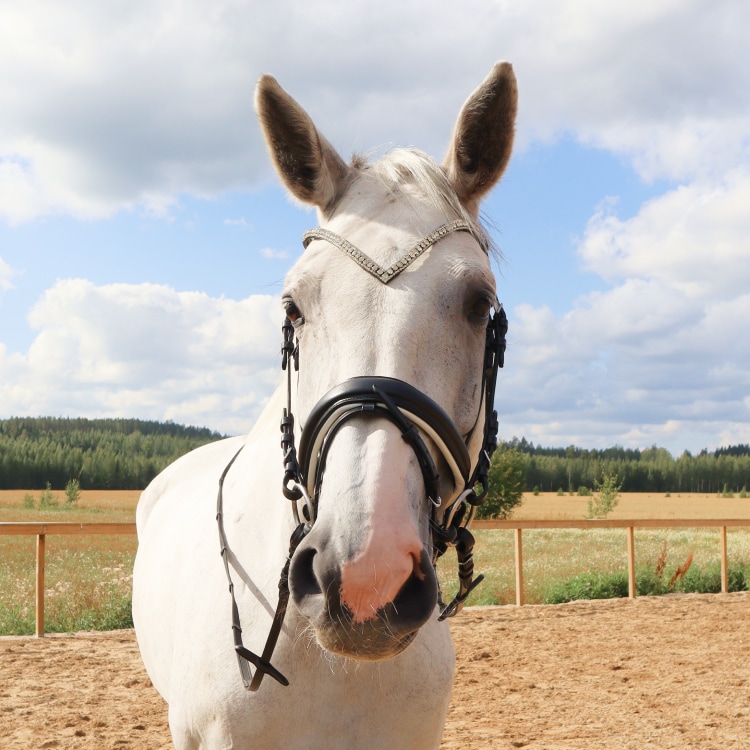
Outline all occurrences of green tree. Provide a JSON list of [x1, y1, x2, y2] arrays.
[[65, 477, 81, 505], [586, 473, 622, 519], [476, 445, 525, 519]]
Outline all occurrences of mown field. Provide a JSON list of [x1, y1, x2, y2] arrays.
[[1, 490, 749, 635]]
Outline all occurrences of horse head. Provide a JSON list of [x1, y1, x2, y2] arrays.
[[255, 63, 517, 661]]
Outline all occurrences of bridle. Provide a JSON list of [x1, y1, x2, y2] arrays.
[[217, 219, 507, 691]]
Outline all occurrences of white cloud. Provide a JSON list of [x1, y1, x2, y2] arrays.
[[1, 1, 748, 221], [260, 247, 289, 260], [498, 167, 750, 453], [508, 1, 750, 181], [579, 171, 750, 296], [0, 257, 16, 293], [224, 218, 251, 228], [0, 280, 282, 434]]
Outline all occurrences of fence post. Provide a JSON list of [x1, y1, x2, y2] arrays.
[[36, 533, 45, 637], [627, 526, 636, 599], [720, 526, 728, 593], [514, 527, 524, 606]]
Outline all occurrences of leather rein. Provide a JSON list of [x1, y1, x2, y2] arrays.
[[217, 220, 507, 691]]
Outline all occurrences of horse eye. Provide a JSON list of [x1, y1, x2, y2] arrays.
[[470, 297, 492, 320], [284, 300, 304, 327]]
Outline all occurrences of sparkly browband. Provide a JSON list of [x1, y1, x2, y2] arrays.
[[302, 219, 473, 285]]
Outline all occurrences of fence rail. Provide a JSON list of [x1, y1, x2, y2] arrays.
[[2, 519, 749, 636], [472, 518, 750, 606]]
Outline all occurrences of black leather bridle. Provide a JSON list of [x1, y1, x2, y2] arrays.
[[217, 221, 507, 691]]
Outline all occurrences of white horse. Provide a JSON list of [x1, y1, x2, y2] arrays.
[[133, 62, 517, 749]]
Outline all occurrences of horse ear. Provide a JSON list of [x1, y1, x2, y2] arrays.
[[255, 75, 350, 212], [443, 62, 518, 214]]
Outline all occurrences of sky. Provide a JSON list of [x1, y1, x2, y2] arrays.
[[1, 0, 749, 456]]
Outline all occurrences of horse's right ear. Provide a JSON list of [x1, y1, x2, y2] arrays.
[[255, 75, 350, 212], [443, 62, 518, 215]]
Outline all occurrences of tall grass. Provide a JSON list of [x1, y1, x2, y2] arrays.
[[0, 538, 136, 635]]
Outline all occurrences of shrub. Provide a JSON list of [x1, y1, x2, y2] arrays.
[[577, 486, 592, 496], [65, 477, 81, 506], [39, 482, 58, 509], [556, 487, 564, 496], [543, 564, 748, 605], [677, 563, 747, 594], [586, 473, 622, 519], [22, 493, 35, 509], [543, 572, 629, 604]]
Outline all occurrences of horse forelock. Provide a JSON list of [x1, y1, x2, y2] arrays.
[[350, 148, 496, 257]]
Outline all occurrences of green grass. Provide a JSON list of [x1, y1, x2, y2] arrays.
[[544, 563, 749, 604]]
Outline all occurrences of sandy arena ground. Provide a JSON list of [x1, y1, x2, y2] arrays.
[[1, 592, 748, 749]]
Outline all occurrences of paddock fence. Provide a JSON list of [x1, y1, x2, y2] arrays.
[[0, 522, 137, 637], [473, 518, 750, 606], [1, 518, 748, 636]]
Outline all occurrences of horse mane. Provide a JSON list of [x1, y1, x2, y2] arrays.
[[351, 148, 496, 256]]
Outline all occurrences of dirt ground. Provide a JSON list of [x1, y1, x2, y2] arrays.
[[1, 592, 748, 749]]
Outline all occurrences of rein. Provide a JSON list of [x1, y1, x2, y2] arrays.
[[217, 220, 507, 691]]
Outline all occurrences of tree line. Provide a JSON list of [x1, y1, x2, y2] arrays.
[[0, 417, 224, 490], [2, 416, 749, 495], [506, 437, 750, 494]]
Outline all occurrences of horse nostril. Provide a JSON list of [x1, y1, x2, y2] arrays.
[[390, 549, 438, 625], [289, 546, 322, 600]]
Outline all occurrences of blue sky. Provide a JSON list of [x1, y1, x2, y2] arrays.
[[1, 1, 749, 455]]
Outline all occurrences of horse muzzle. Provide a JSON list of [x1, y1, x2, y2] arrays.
[[289, 538, 439, 659]]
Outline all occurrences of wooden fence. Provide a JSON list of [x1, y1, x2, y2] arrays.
[[473, 518, 750, 606], [1, 519, 748, 636]]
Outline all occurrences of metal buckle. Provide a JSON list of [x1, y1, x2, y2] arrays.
[[441, 489, 473, 536], [290, 481, 314, 526]]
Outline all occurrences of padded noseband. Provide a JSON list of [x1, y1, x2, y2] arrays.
[[297, 376, 473, 510]]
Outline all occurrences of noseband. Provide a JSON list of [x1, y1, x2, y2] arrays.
[[217, 220, 507, 691]]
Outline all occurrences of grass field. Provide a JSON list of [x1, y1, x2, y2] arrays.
[[1, 490, 749, 634]]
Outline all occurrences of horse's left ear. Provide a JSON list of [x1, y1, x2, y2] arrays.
[[255, 75, 350, 212], [443, 62, 518, 214]]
